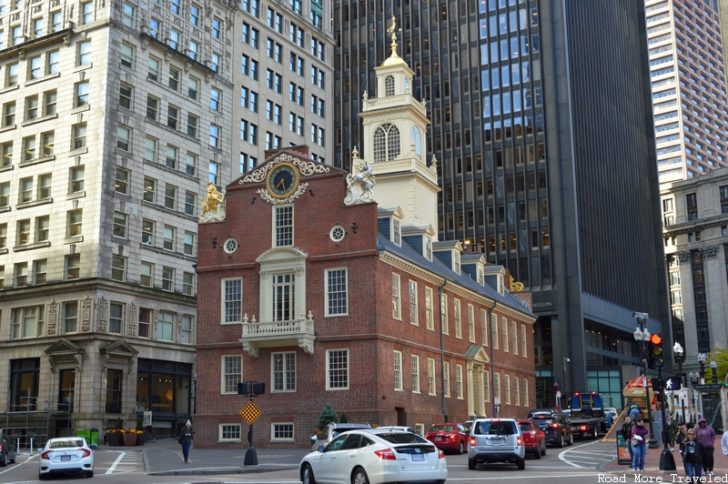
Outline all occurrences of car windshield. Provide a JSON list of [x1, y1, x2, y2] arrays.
[[49, 439, 84, 449], [430, 424, 455, 432], [473, 421, 516, 435], [519, 423, 533, 431], [379, 432, 428, 444]]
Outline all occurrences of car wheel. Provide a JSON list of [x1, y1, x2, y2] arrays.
[[568, 433, 574, 446], [558, 434, 565, 448], [86, 470, 94, 478], [468, 458, 476, 470], [458, 441, 465, 454], [516, 458, 525, 470], [352, 467, 369, 484], [301, 463, 316, 484]]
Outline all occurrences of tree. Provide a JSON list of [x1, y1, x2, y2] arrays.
[[707, 348, 728, 384], [317, 404, 337, 433]]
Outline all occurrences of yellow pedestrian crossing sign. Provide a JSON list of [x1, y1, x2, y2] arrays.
[[240, 400, 261, 425]]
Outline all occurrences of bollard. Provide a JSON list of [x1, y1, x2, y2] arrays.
[[15, 438, 19, 455], [30, 437, 33, 454]]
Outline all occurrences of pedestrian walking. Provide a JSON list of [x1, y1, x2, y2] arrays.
[[695, 418, 716, 476], [621, 416, 634, 464], [631, 417, 649, 472], [676, 424, 689, 473], [680, 427, 704, 480], [668, 413, 679, 449], [177, 420, 194, 463]]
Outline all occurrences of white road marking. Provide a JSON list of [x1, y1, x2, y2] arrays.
[[559, 440, 615, 468], [105, 450, 126, 474]]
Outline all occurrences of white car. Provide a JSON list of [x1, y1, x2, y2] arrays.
[[39, 437, 94, 479], [300, 428, 447, 484]]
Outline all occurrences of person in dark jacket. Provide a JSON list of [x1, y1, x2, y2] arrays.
[[177, 420, 194, 463], [631, 417, 649, 472], [681, 428, 704, 480], [621, 416, 634, 463]]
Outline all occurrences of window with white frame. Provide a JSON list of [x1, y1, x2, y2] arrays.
[[440, 293, 449, 334], [10, 305, 44, 339], [502, 317, 509, 352], [468, 304, 475, 342], [221, 278, 242, 323], [161, 266, 174, 291], [504, 374, 511, 404], [112, 211, 127, 238], [453, 250, 461, 274], [408, 280, 418, 325], [326, 349, 348, 390], [514, 376, 520, 406], [62, 301, 78, 333], [483, 371, 490, 402], [392, 218, 401, 245], [140, 261, 153, 287], [138, 307, 151, 338], [180, 314, 193, 343], [511, 321, 518, 356], [182, 272, 195, 296], [274, 205, 293, 246], [325, 268, 347, 316], [482, 309, 489, 346], [272, 352, 296, 392], [491, 313, 499, 349], [425, 287, 434, 330], [428, 358, 436, 396], [393, 350, 403, 391], [455, 364, 463, 399], [156, 311, 174, 341], [219, 423, 241, 442], [411, 355, 420, 393], [494, 372, 501, 403], [222, 355, 242, 394], [454, 299, 462, 338], [522, 377, 529, 407], [521, 325, 528, 357], [111, 254, 126, 281], [391, 273, 401, 319], [443, 361, 451, 397], [109, 302, 123, 334], [271, 423, 294, 441], [272, 273, 295, 321]]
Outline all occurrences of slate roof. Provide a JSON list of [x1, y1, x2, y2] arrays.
[[377, 233, 534, 318]]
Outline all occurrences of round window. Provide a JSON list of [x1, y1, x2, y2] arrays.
[[223, 238, 238, 254], [329, 225, 346, 242]]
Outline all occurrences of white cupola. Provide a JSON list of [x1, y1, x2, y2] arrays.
[[356, 16, 440, 236]]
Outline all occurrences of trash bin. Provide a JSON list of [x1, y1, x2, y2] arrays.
[[89, 428, 99, 449], [75, 428, 91, 444]]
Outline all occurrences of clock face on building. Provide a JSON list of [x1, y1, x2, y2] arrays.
[[266, 163, 300, 199]]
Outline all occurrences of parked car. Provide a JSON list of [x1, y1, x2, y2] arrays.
[[38, 436, 94, 479], [531, 411, 573, 448], [310, 422, 372, 450], [0, 431, 16, 466], [425, 423, 469, 454], [376, 426, 416, 434], [299, 428, 447, 484], [467, 418, 525, 470], [518, 419, 546, 459]]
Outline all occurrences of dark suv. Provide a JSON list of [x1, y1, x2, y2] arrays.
[[0, 431, 16, 467], [530, 410, 573, 448]]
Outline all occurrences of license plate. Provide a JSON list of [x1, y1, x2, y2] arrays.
[[411, 453, 425, 462], [61, 455, 71, 461], [434, 436, 442, 441]]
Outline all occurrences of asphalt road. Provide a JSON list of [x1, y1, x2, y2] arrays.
[[0, 439, 626, 484]]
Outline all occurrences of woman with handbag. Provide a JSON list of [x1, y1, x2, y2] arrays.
[[630, 417, 649, 472]]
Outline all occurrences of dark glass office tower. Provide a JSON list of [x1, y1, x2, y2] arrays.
[[334, 0, 670, 407]]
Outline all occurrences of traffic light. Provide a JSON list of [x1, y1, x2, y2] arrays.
[[649, 333, 664, 369]]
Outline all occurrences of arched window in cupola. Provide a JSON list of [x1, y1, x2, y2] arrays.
[[385, 75, 395, 96], [411, 125, 422, 158], [373, 123, 401, 162]]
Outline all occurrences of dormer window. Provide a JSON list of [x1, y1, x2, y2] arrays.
[[392, 218, 401, 245], [477, 265, 484, 285], [373, 123, 400, 162], [385, 75, 395, 96], [453, 250, 461, 275], [497, 274, 504, 294], [424, 237, 432, 261]]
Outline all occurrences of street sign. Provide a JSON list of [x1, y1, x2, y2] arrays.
[[240, 400, 261, 425]]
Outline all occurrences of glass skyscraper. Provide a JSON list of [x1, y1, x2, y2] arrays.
[[334, 0, 670, 406]]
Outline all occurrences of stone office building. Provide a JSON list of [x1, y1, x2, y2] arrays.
[[0, 0, 235, 439]]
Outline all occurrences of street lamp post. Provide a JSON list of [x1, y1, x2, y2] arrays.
[[710, 360, 718, 385], [673, 342, 686, 424], [562, 357, 571, 410], [633, 313, 658, 449], [698, 353, 708, 384]]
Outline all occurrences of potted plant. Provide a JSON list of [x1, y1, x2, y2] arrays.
[[104, 428, 123, 446], [122, 428, 137, 446]]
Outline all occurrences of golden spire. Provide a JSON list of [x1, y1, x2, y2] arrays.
[[386, 15, 398, 57]]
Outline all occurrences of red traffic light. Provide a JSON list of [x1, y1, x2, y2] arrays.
[[649, 334, 662, 345]]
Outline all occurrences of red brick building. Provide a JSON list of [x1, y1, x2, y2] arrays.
[[194, 39, 535, 448]]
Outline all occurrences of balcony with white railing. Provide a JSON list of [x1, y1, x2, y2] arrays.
[[240, 311, 315, 357]]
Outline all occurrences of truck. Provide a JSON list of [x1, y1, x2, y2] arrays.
[[568, 392, 604, 439]]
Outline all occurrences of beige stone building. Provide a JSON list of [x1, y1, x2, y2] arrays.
[[0, 0, 238, 440]]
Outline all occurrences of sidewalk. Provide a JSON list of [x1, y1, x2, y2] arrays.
[[601, 444, 728, 480], [107, 438, 309, 476]]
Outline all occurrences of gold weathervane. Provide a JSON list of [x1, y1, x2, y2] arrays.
[[510, 279, 525, 292], [387, 15, 398, 56]]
